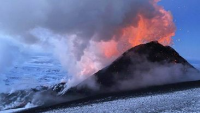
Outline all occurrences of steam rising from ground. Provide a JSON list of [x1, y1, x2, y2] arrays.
[[0, 0, 175, 87]]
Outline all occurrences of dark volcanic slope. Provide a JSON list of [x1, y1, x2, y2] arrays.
[[66, 41, 199, 95], [93, 41, 195, 87]]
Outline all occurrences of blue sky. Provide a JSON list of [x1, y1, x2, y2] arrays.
[[159, 0, 200, 60]]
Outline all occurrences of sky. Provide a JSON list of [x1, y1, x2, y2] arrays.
[[159, 0, 200, 60]]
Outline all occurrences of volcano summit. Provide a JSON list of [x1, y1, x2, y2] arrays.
[[64, 41, 199, 94]]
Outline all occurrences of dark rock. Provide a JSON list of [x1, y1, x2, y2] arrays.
[[64, 41, 199, 95]]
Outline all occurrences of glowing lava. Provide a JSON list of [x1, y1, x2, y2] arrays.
[[100, 1, 175, 59], [68, 0, 176, 79]]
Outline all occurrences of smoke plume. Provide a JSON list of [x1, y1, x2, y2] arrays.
[[0, 0, 176, 86]]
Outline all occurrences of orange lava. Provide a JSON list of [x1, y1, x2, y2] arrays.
[[78, 0, 176, 77], [100, 1, 175, 58]]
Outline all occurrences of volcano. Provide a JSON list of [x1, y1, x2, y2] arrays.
[[64, 41, 199, 95], [1, 41, 200, 111]]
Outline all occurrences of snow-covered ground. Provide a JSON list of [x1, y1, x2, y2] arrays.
[[0, 54, 68, 111], [43, 88, 200, 113], [0, 54, 67, 93]]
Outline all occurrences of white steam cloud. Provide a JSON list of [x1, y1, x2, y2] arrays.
[[0, 0, 176, 87]]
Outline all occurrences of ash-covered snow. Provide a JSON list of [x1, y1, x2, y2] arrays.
[[0, 103, 36, 113], [43, 88, 200, 113]]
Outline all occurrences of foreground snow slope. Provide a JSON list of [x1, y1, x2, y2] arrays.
[[44, 88, 200, 113]]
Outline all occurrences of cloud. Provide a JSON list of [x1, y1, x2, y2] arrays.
[[0, 0, 176, 87]]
